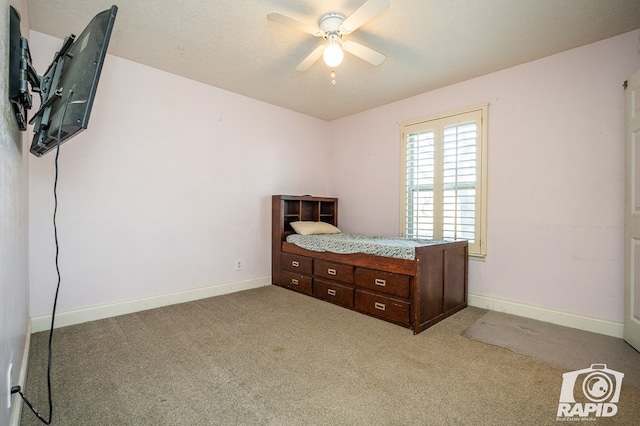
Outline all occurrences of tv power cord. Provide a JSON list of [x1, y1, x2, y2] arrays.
[[12, 92, 73, 424]]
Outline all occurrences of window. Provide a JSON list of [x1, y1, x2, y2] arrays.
[[400, 105, 487, 256]]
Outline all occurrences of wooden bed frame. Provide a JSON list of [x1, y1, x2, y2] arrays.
[[272, 195, 468, 334]]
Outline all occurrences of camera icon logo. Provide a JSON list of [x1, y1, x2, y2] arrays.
[[557, 364, 624, 419]]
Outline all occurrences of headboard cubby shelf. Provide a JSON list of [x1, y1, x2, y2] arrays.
[[276, 195, 338, 234]]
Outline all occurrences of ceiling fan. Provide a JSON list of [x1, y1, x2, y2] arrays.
[[267, 0, 389, 76]]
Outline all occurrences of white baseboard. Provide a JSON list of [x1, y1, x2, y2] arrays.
[[31, 277, 271, 333], [10, 321, 31, 426], [468, 293, 624, 338], [29, 283, 623, 337]]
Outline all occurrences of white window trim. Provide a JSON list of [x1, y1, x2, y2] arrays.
[[399, 103, 488, 257]]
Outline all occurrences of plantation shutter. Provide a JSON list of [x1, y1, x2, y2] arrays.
[[405, 128, 436, 239], [442, 118, 478, 243], [401, 106, 486, 256]]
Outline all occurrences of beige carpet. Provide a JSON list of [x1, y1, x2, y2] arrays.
[[21, 286, 640, 425], [462, 310, 640, 390]]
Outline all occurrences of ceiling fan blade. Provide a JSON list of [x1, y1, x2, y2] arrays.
[[267, 12, 324, 37], [342, 41, 385, 66], [296, 45, 325, 71], [340, 0, 389, 34]]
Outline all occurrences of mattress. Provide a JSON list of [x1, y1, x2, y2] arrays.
[[285, 232, 441, 260]]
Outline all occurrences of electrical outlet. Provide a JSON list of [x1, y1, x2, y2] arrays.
[[235, 259, 243, 271], [6, 363, 12, 409]]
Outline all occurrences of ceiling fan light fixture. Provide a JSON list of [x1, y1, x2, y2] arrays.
[[267, 1, 389, 72], [323, 34, 344, 67]]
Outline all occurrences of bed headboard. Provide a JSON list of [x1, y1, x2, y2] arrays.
[[271, 195, 338, 242], [271, 195, 338, 288]]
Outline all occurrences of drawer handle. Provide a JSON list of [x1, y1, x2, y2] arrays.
[[291, 260, 299, 268], [374, 278, 386, 287], [374, 302, 386, 311], [327, 268, 337, 275], [327, 289, 336, 296], [291, 278, 298, 285]]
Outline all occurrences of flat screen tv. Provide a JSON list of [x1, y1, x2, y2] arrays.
[[8, 5, 118, 157]]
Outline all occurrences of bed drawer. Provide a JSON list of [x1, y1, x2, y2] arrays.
[[313, 279, 354, 308], [354, 268, 411, 298], [281, 253, 313, 275], [355, 290, 410, 326], [314, 260, 354, 284], [280, 271, 312, 295]]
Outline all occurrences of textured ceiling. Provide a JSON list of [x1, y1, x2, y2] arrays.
[[25, 0, 640, 121]]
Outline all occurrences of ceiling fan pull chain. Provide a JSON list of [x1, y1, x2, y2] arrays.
[[330, 69, 337, 85]]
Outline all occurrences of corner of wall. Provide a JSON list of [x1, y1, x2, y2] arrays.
[[1, 0, 32, 424]]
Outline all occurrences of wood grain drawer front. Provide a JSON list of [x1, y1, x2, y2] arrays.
[[281, 253, 312, 275], [355, 290, 410, 326], [280, 271, 312, 295], [314, 260, 354, 284], [314, 279, 354, 308], [354, 268, 411, 298]]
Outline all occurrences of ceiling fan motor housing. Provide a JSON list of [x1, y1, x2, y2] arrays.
[[319, 13, 346, 36]]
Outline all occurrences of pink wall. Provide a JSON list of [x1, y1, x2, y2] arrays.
[[328, 30, 640, 323], [28, 32, 331, 317], [1, 0, 30, 422], [27, 27, 640, 327]]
